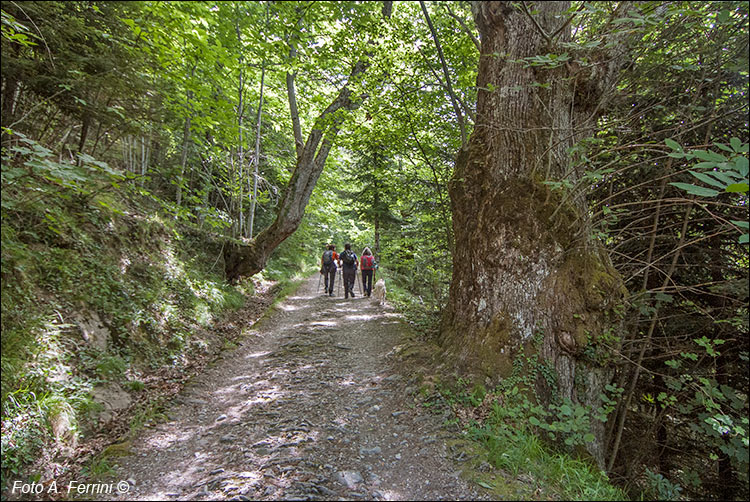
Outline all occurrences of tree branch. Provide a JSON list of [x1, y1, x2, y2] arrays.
[[444, 4, 480, 52], [549, 2, 585, 41], [416, 45, 475, 123], [419, 0, 467, 147], [286, 48, 304, 162], [519, 1, 551, 45]]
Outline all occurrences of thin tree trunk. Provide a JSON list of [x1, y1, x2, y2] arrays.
[[177, 64, 196, 208], [236, 9, 246, 238], [38, 107, 60, 145], [249, 60, 266, 239], [77, 113, 91, 162], [419, 0, 467, 146], [607, 202, 693, 472], [142, 127, 152, 187], [374, 183, 381, 258], [176, 115, 191, 207], [1, 43, 21, 145], [122, 135, 129, 171], [286, 53, 303, 162]]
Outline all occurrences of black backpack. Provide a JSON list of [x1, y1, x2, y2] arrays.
[[341, 250, 355, 266], [322, 250, 334, 265]]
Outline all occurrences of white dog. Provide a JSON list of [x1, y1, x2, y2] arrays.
[[372, 278, 386, 305]]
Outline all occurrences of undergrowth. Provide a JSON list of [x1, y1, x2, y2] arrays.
[[377, 265, 444, 336], [0, 136, 263, 492], [422, 376, 628, 501]]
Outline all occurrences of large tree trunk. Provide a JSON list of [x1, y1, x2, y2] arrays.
[[441, 1, 628, 468]]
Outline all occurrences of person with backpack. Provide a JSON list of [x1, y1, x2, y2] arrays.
[[339, 243, 358, 299], [320, 244, 338, 296], [360, 247, 376, 297]]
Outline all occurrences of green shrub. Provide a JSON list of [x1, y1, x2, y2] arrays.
[[429, 375, 627, 500]]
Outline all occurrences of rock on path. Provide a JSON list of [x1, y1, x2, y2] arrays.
[[100, 275, 490, 501]]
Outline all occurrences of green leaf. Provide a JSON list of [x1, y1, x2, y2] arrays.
[[694, 150, 727, 162], [725, 183, 749, 193], [665, 138, 682, 151], [730, 137, 743, 151], [693, 161, 718, 169], [669, 182, 720, 197], [708, 169, 742, 185], [688, 171, 727, 189], [583, 433, 595, 442], [477, 481, 493, 489], [714, 142, 734, 153], [735, 156, 749, 176], [654, 292, 674, 303]]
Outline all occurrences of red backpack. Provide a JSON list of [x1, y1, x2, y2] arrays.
[[361, 255, 374, 269]]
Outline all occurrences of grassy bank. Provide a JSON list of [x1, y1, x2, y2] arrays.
[[0, 151, 312, 492]]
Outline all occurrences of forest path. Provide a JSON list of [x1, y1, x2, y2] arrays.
[[101, 274, 489, 501]]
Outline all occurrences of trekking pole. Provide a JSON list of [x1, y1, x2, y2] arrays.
[[356, 268, 362, 295], [337, 267, 342, 296], [317, 271, 322, 293]]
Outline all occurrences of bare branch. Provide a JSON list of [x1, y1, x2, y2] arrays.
[[419, 0, 467, 147], [444, 4, 480, 52], [549, 2, 585, 41], [519, 1, 551, 44]]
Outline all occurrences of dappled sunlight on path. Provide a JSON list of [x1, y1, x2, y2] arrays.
[[100, 275, 489, 501]]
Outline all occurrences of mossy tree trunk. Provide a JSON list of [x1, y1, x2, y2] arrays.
[[441, 1, 630, 468]]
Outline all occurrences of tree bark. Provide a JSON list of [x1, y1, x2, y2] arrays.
[[441, 1, 629, 468]]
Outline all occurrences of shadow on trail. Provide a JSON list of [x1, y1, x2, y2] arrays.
[[100, 275, 486, 501]]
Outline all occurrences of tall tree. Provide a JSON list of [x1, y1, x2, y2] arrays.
[[223, 1, 393, 281], [440, 1, 633, 467]]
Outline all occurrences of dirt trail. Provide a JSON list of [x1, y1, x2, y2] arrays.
[[101, 275, 490, 501]]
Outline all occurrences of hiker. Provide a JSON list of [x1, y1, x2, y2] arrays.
[[320, 244, 338, 296], [360, 247, 376, 297], [339, 243, 358, 299]]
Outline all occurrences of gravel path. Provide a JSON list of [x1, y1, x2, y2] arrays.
[[101, 275, 490, 501]]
